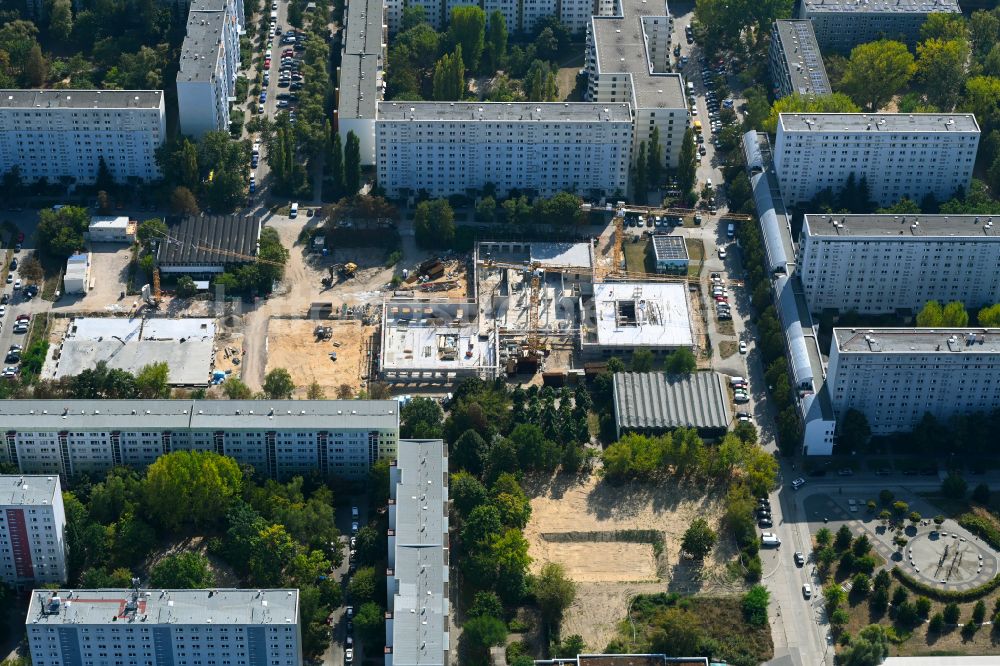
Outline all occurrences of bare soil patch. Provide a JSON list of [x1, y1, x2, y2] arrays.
[[523, 472, 739, 650], [265, 318, 374, 397]]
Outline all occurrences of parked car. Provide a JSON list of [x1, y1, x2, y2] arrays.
[[802, 584, 812, 599], [739, 340, 747, 354], [794, 552, 805, 566], [344, 649, 353, 663], [758, 517, 773, 528], [791, 477, 806, 490]]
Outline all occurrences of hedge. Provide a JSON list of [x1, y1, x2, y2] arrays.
[[958, 513, 1000, 551], [892, 566, 1000, 602]]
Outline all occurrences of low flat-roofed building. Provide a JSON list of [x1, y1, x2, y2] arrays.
[[582, 282, 693, 357], [800, 0, 962, 51], [386, 439, 449, 666], [0, 475, 67, 587], [828, 328, 1000, 435], [63, 253, 90, 294], [799, 213, 1000, 314], [380, 300, 499, 383], [612, 371, 732, 438], [537, 655, 709, 666], [768, 20, 830, 99], [87, 215, 137, 243], [27, 588, 301, 666], [651, 235, 689, 274], [155, 213, 261, 275]]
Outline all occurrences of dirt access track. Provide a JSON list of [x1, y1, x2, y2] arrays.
[[523, 472, 740, 651], [265, 318, 375, 397]]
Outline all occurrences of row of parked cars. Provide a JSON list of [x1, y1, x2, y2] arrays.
[[342, 506, 361, 663]]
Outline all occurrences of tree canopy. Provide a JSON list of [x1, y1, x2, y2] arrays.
[[841, 40, 915, 111], [143, 451, 243, 531]]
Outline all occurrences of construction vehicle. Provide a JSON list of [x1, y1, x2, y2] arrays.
[[321, 263, 358, 287]]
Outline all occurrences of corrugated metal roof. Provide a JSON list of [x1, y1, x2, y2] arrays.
[[613, 372, 731, 431], [751, 172, 789, 271], [775, 276, 814, 387], [155, 214, 261, 267]]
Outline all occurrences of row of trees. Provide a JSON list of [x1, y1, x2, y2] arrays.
[[157, 132, 252, 214], [916, 299, 1000, 328]]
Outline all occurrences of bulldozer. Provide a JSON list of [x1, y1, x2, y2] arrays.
[[321, 263, 358, 287]]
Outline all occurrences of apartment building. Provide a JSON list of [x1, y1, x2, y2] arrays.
[[386, 439, 449, 666], [585, 0, 687, 169], [828, 328, 1000, 435], [176, 0, 243, 137], [385, 0, 595, 34], [376, 101, 632, 199], [0, 475, 67, 588], [799, 0, 962, 51], [0, 400, 399, 480], [0, 90, 165, 185], [27, 588, 301, 666], [335, 0, 386, 167], [768, 20, 830, 99], [799, 214, 1000, 314], [773, 113, 980, 207]]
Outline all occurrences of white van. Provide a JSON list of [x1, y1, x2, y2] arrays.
[[761, 533, 781, 547], [686, 81, 694, 93], [729, 376, 746, 386], [270, 9, 278, 19], [289, 202, 299, 218]]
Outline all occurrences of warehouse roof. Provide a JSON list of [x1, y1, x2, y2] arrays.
[[155, 214, 261, 267], [0, 400, 399, 431], [778, 113, 979, 133], [613, 371, 731, 432], [27, 589, 298, 626], [0, 89, 163, 110], [803, 213, 1000, 238], [834, 328, 1000, 354], [378, 101, 633, 122], [0, 475, 60, 507]]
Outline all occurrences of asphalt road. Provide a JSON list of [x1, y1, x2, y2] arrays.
[[0, 211, 52, 379]]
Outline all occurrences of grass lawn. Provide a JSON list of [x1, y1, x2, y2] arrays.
[[38, 251, 64, 301], [623, 238, 654, 274], [717, 319, 735, 336], [685, 238, 704, 277], [719, 341, 738, 359]]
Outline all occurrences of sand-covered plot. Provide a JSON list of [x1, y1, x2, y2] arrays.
[[530, 541, 658, 582], [265, 318, 373, 397], [523, 472, 737, 650]]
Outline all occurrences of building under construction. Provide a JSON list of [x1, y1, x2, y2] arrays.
[[378, 241, 694, 383]]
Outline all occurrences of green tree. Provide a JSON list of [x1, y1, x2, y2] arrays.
[[344, 131, 362, 195], [461, 615, 507, 660], [648, 607, 703, 656], [835, 524, 853, 551], [223, 378, 253, 399], [665, 348, 696, 375], [841, 40, 915, 111], [681, 518, 717, 559], [973, 599, 986, 624], [475, 196, 497, 222], [432, 47, 466, 100], [646, 126, 663, 189], [263, 368, 295, 399], [37, 206, 90, 257], [353, 525, 383, 566], [414, 198, 456, 248], [452, 430, 489, 477], [354, 601, 386, 650], [170, 186, 200, 216], [815, 527, 832, 547], [839, 409, 871, 452], [249, 524, 297, 586], [524, 59, 558, 101], [941, 300, 969, 326], [944, 601, 961, 624], [917, 38, 970, 110], [135, 362, 170, 399], [533, 562, 577, 627], [973, 483, 991, 504], [47, 0, 73, 41], [136, 218, 168, 246], [942, 473, 968, 499], [916, 300, 945, 326], [764, 93, 860, 133], [630, 347, 654, 372], [633, 141, 648, 199], [839, 624, 890, 666], [401, 397, 445, 439], [348, 565, 378, 602], [143, 451, 243, 531], [149, 552, 214, 588], [485, 11, 507, 73], [448, 6, 486, 71], [742, 584, 770, 626], [468, 590, 504, 619], [328, 131, 345, 199], [23, 44, 47, 87], [921, 13, 968, 42], [978, 303, 1000, 327], [677, 129, 698, 195]]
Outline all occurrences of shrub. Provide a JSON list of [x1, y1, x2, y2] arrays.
[[942, 473, 968, 499], [944, 602, 961, 624], [879, 489, 895, 505], [915, 596, 932, 617], [869, 586, 889, 615], [893, 566, 1000, 602], [974, 599, 986, 624], [741, 584, 770, 627], [958, 513, 1000, 551], [891, 586, 909, 607], [973, 483, 991, 505], [895, 601, 919, 628], [928, 612, 945, 633]]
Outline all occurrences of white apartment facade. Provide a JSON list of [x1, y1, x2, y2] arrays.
[[799, 214, 1000, 314], [0, 90, 165, 185], [799, 0, 962, 51], [27, 588, 301, 666], [0, 400, 399, 480], [376, 101, 632, 199], [828, 328, 1000, 435], [386, 439, 449, 666], [176, 0, 243, 137], [774, 113, 980, 207], [0, 475, 67, 588], [385, 0, 595, 34], [585, 0, 687, 170]]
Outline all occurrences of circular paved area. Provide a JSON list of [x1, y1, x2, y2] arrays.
[[902, 531, 997, 589]]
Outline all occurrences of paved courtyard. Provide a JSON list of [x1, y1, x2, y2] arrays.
[[801, 489, 1000, 590]]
